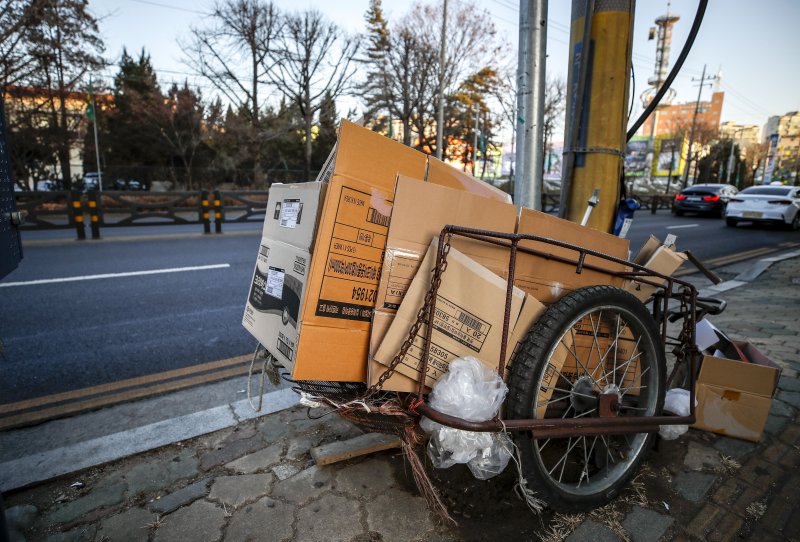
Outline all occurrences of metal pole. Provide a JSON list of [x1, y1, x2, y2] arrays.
[[514, 0, 547, 210], [435, 0, 448, 160], [90, 76, 103, 192], [472, 110, 479, 171], [681, 64, 707, 189]]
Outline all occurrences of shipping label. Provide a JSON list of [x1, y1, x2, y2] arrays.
[[278, 199, 302, 228], [315, 186, 391, 321], [266, 267, 285, 299]]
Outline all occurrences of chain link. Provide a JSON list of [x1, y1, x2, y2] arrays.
[[365, 236, 452, 398]]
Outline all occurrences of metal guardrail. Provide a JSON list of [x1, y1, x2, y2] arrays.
[[212, 190, 269, 234], [14, 189, 674, 239]]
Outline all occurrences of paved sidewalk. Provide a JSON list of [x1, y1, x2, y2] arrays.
[[3, 256, 800, 541]]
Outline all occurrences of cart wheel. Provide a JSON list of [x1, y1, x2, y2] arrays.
[[507, 286, 665, 512]]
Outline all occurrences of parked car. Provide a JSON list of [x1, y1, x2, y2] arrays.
[[672, 183, 738, 217], [111, 178, 145, 191], [725, 185, 800, 230], [35, 179, 62, 191]]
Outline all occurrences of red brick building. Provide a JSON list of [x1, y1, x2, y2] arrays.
[[639, 91, 725, 137]]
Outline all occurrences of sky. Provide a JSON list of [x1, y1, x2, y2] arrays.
[[94, 0, 799, 136]]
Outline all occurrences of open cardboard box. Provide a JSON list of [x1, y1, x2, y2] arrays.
[[693, 340, 782, 442]]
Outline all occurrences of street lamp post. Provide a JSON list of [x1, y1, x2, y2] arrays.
[[726, 127, 744, 187]]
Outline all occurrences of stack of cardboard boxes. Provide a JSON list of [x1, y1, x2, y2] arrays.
[[242, 120, 780, 443]]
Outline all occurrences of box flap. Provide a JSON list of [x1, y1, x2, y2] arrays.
[[632, 235, 663, 266], [333, 120, 427, 191], [426, 157, 512, 203], [261, 182, 327, 251], [697, 355, 780, 398]]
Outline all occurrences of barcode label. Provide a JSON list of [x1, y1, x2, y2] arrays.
[[277, 337, 293, 360], [259, 245, 269, 258], [367, 207, 390, 227], [266, 267, 285, 298], [457, 312, 484, 333]]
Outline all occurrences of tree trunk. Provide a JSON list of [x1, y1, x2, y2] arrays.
[[304, 113, 313, 181], [402, 117, 411, 146]]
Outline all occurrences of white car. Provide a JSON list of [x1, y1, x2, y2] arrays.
[[725, 185, 800, 229]]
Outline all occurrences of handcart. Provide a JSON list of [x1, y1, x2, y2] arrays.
[[291, 224, 721, 513]]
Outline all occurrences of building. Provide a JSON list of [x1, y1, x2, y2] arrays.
[[638, 91, 725, 138], [719, 121, 761, 148], [772, 111, 800, 183]]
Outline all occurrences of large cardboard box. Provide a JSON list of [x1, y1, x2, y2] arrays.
[[367, 178, 519, 391], [693, 346, 781, 442], [514, 209, 630, 304], [374, 241, 544, 388], [426, 156, 512, 204], [242, 182, 327, 370]]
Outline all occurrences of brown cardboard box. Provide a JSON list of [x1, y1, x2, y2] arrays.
[[374, 241, 540, 388], [514, 209, 630, 304], [242, 182, 326, 370], [275, 120, 518, 382], [367, 177, 518, 390], [624, 241, 687, 301], [693, 346, 781, 442]]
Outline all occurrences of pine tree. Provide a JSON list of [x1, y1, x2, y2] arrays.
[[362, 0, 391, 129]]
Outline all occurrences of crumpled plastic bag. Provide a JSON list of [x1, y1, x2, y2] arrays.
[[659, 388, 695, 440], [420, 357, 512, 479]]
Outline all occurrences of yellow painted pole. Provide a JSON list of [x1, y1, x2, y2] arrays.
[[562, 0, 634, 233]]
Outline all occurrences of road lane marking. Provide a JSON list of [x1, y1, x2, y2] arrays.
[[0, 354, 251, 414], [666, 224, 699, 229], [0, 264, 231, 287]]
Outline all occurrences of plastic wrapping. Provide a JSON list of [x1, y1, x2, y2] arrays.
[[659, 388, 695, 440], [421, 357, 512, 479]]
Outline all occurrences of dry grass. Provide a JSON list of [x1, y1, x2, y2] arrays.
[[144, 515, 165, 530], [538, 512, 585, 542], [745, 500, 767, 520], [715, 454, 742, 475]]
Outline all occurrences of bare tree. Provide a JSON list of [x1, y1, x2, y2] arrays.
[[270, 9, 359, 180], [184, 0, 281, 126], [0, 0, 42, 88]]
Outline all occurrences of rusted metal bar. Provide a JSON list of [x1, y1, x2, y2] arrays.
[[415, 403, 694, 436]]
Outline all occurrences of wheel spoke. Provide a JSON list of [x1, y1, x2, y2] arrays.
[[563, 331, 595, 384]]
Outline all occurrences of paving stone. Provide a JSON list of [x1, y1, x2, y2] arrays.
[[123, 450, 199, 496], [225, 443, 284, 474], [153, 500, 225, 542], [199, 431, 266, 471], [686, 502, 744, 541], [286, 434, 324, 460], [684, 441, 722, 470], [764, 413, 790, 436], [224, 496, 295, 542], [622, 506, 674, 542], [289, 414, 322, 434], [271, 463, 301, 481], [365, 487, 433, 542], [770, 398, 795, 418], [257, 415, 293, 443], [208, 473, 273, 509], [337, 458, 397, 497], [42, 524, 96, 542], [712, 437, 757, 459], [777, 390, 800, 409], [319, 417, 363, 441], [271, 465, 334, 505], [673, 471, 717, 502], [565, 519, 621, 542], [8, 528, 24, 542], [738, 457, 785, 490], [778, 376, 800, 393], [148, 478, 211, 515], [6, 504, 38, 530], [94, 507, 154, 542], [712, 478, 761, 513], [45, 481, 127, 525], [295, 493, 362, 542]]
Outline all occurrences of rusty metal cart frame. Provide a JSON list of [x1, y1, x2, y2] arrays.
[[294, 223, 705, 511]]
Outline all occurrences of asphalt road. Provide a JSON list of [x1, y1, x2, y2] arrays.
[[1, 210, 797, 405]]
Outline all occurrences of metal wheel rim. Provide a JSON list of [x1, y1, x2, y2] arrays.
[[529, 303, 659, 496]]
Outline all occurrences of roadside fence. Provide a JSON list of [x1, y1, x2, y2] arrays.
[[15, 189, 269, 239]]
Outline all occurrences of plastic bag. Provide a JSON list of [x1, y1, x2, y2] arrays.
[[659, 388, 695, 440], [421, 357, 512, 479]]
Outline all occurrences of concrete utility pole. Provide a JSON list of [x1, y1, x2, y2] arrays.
[[560, 0, 634, 232], [681, 64, 717, 189], [514, 0, 547, 210], [435, 0, 448, 160]]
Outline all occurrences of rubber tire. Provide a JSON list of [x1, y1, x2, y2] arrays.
[[726, 217, 738, 228], [506, 285, 665, 512], [787, 212, 800, 231], [674, 209, 684, 216]]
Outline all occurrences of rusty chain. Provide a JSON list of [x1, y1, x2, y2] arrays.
[[364, 235, 453, 399]]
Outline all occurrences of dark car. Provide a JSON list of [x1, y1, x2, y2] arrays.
[[672, 183, 738, 217]]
